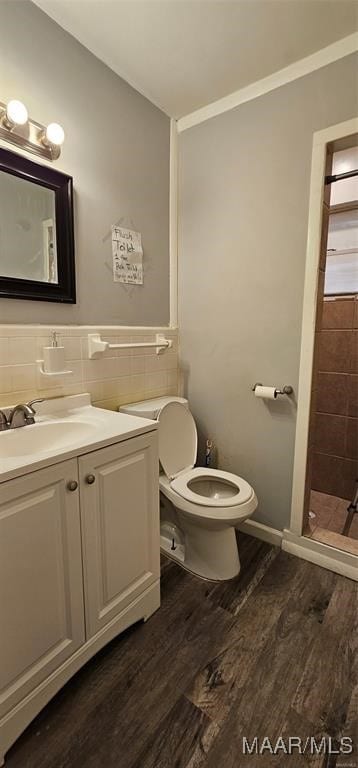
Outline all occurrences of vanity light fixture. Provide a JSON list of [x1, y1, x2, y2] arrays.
[[43, 122, 65, 147], [1, 99, 28, 129], [0, 98, 65, 161], [41, 123, 65, 154]]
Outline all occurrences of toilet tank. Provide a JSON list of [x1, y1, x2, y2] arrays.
[[119, 396, 188, 420]]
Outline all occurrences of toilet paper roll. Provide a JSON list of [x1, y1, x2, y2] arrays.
[[254, 385, 277, 400], [43, 345, 66, 374]]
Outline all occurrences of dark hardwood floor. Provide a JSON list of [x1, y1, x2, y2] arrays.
[[6, 534, 358, 768]]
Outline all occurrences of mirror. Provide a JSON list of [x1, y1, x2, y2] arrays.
[[0, 148, 75, 302]]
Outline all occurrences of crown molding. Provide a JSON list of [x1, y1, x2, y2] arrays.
[[177, 33, 358, 133]]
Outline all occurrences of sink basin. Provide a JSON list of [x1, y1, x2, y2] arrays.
[[0, 393, 157, 483], [0, 421, 96, 459]]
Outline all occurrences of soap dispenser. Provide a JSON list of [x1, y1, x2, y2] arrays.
[[43, 331, 66, 374]]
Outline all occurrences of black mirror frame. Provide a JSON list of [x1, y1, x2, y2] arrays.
[[0, 147, 76, 303]]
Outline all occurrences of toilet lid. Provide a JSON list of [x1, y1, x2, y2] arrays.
[[158, 401, 197, 479]]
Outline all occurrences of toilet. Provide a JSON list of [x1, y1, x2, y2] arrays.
[[120, 396, 258, 581]]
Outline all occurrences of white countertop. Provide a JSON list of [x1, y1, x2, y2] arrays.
[[0, 393, 157, 484]]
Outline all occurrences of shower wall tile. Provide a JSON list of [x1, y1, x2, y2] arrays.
[[350, 331, 358, 373], [311, 453, 356, 501], [310, 295, 358, 500], [321, 298, 355, 330], [316, 372, 348, 416], [314, 413, 346, 456], [347, 375, 358, 418], [354, 297, 358, 329], [318, 330, 351, 373], [346, 418, 358, 460]]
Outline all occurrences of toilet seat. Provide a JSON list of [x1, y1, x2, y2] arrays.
[[158, 401, 197, 479], [158, 402, 254, 510], [171, 467, 253, 508]]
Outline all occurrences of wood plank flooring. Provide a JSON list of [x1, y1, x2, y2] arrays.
[[5, 534, 358, 768]]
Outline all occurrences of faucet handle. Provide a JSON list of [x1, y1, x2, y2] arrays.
[[26, 398, 44, 413]]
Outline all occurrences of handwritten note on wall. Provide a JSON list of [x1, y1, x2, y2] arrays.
[[112, 226, 143, 284]]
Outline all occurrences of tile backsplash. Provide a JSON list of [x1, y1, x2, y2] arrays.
[[0, 326, 179, 410]]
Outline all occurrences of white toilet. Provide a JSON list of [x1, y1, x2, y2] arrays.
[[120, 396, 258, 581]]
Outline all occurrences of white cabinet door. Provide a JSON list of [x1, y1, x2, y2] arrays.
[[0, 460, 85, 718], [79, 432, 160, 638]]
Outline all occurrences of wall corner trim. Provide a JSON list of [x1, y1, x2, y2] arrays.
[[169, 118, 178, 328], [177, 33, 358, 132]]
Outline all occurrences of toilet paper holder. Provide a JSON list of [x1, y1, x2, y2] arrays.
[[252, 382, 293, 396]]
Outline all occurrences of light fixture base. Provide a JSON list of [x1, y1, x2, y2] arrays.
[[0, 101, 62, 162]]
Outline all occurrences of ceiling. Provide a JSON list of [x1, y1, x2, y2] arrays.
[[33, 0, 358, 118]]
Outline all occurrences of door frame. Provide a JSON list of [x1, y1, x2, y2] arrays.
[[282, 117, 358, 580]]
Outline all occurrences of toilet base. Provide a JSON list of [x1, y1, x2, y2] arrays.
[[160, 509, 241, 582], [160, 490, 245, 581], [179, 516, 241, 580]]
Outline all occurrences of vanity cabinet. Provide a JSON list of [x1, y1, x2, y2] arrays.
[[0, 430, 160, 764], [79, 433, 159, 637], [0, 460, 85, 719]]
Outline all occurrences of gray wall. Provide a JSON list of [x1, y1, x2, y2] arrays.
[[0, 0, 170, 325], [178, 53, 358, 530]]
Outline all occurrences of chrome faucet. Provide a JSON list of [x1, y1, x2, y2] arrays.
[[0, 410, 9, 431], [6, 399, 44, 430]]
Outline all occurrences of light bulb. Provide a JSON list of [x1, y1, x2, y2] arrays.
[[6, 99, 28, 126], [45, 122, 65, 146]]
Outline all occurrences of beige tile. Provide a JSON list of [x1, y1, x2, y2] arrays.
[[84, 381, 104, 402], [7, 337, 37, 365], [310, 490, 338, 513], [145, 353, 168, 373], [311, 526, 358, 556], [11, 364, 36, 392], [35, 336, 51, 360], [167, 370, 178, 390], [145, 371, 167, 391], [116, 356, 132, 377], [328, 506, 347, 534], [131, 355, 146, 375], [165, 353, 178, 371], [131, 374, 145, 393], [0, 366, 12, 394], [0, 338, 9, 366], [60, 336, 82, 361], [67, 360, 83, 385], [348, 513, 358, 540]]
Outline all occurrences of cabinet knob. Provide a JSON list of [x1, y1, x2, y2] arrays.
[[86, 474, 96, 485], [67, 480, 78, 492]]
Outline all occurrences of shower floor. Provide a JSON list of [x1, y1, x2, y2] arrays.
[[305, 490, 358, 555]]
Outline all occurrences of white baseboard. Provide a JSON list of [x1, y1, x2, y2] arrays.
[[237, 519, 283, 547], [282, 530, 358, 582]]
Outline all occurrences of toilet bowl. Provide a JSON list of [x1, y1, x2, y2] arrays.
[[120, 397, 258, 581]]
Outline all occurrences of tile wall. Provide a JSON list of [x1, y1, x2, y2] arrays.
[[310, 296, 358, 500], [0, 326, 179, 410]]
